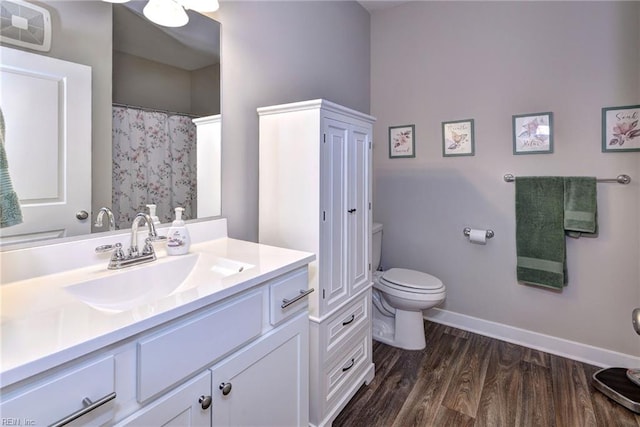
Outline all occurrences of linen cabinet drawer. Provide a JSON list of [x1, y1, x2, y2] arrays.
[[323, 290, 370, 358], [269, 267, 310, 326], [1, 356, 115, 426], [323, 327, 370, 409], [137, 291, 263, 402]]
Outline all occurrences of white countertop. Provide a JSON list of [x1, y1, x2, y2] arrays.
[[0, 236, 314, 387]]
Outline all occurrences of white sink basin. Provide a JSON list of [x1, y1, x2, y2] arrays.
[[63, 254, 255, 313], [64, 254, 200, 313]]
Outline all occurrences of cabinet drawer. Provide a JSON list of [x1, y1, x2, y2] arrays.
[[269, 267, 310, 326], [1, 356, 115, 426], [322, 291, 369, 358], [324, 328, 370, 406], [137, 291, 263, 402]]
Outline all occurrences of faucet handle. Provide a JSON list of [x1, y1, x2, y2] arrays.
[[142, 236, 165, 255], [95, 244, 115, 253], [96, 242, 125, 259]]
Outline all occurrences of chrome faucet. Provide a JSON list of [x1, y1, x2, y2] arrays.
[[95, 207, 116, 231], [129, 213, 161, 257], [95, 212, 166, 269]]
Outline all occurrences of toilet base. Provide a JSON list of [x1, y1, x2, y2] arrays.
[[394, 309, 426, 350], [372, 305, 426, 350]]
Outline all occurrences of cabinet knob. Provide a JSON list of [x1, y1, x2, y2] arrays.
[[347, 208, 357, 214], [76, 210, 89, 220], [199, 395, 212, 410], [220, 382, 232, 396]]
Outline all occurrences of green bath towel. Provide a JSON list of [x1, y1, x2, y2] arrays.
[[0, 107, 23, 228], [515, 176, 598, 290], [564, 177, 597, 238], [516, 177, 567, 290]]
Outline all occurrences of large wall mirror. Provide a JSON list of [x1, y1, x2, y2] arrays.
[[0, 0, 221, 247]]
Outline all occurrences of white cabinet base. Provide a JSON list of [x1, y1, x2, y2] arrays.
[[311, 363, 374, 427]]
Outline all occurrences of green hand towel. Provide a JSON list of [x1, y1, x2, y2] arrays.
[[0, 107, 23, 228], [515, 177, 566, 290], [564, 177, 597, 238]]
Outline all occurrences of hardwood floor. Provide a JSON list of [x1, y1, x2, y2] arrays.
[[333, 321, 640, 427]]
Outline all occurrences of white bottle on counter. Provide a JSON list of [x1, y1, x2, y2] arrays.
[[146, 204, 161, 226], [166, 207, 190, 256]]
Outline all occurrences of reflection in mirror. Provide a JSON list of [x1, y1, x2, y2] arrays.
[[0, 0, 220, 248], [112, 2, 220, 228]]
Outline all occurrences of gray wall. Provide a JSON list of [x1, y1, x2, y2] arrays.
[[371, 1, 640, 355], [212, 1, 371, 241], [113, 51, 192, 113]]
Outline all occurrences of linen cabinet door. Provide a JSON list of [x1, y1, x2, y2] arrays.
[[320, 118, 350, 314], [346, 124, 371, 296]]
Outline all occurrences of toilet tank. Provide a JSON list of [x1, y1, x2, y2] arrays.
[[372, 222, 383, 271]]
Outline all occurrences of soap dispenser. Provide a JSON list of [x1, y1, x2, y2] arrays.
[[146, 204, 161, 226], [166, 207, 190, 256]]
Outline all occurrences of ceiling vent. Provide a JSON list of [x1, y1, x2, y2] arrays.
[[0, 0, 51, 52]]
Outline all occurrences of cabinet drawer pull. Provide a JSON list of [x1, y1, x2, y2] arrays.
[[49, 392, 116, 427], [342, 358, 355, 372], [281, 288, 314, 309], [347, 208, 357, 214], [342, 314, 355, 326]]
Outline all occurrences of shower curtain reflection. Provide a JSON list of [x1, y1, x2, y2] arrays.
[[112, 105, 196, 228]]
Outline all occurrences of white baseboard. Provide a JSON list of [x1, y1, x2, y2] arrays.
[[424, 308, 640, 368]]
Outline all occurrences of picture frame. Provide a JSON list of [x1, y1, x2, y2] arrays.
[[442, 119, 475, 157], [602, 104, 640, 152], [389, 125, 415, 158], [512, 112, 553, 155]]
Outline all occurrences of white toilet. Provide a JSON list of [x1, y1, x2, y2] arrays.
[[371, 222, 446, 350]]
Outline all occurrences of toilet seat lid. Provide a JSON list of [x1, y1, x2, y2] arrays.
[[381, 268, 444, 291]]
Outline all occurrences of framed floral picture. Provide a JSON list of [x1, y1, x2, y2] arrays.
[[512, 112, 553, 154], [389, 125, 415, 158], [602, 105, 640, 152], [442, 119, 474, 157]]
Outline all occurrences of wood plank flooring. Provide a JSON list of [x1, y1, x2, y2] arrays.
[[333, 321, 640, 427]]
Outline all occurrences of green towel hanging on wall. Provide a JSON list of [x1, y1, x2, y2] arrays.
[[515, 176, 598, 290], [564, 176, 598, 238], [0, 107, 23, 228], [515, 177, 567, 289]]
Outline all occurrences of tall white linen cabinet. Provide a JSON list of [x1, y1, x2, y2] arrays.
[[258, 99, 375, 427]]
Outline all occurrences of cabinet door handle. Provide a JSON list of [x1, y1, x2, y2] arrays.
[[342, 358, 355, 372], [347, 208, 357, 214], [342, 314, 355, 326], [220, 382, 232, 396], [199, 395, 212, 410], [49, 392, 116, 427], [281, 288, 315, 309]]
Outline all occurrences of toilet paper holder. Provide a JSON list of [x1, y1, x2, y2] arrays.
[[463, 227, 494, 239]]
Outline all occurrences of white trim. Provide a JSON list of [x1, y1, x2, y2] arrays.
[[424, 308, 640, 368], [257, 99, 375, 123]]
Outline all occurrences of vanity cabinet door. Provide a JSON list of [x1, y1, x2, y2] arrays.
[[210, 312, 309, 427], [114, 371, 211, 427]]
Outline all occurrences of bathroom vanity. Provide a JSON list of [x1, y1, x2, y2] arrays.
[[0, 219, 314, 426]]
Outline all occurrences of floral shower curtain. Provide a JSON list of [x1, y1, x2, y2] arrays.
[[112, 106, 197, 228]]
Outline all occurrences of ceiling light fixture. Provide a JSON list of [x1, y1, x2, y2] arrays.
[[105, 0, 220, 28]]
